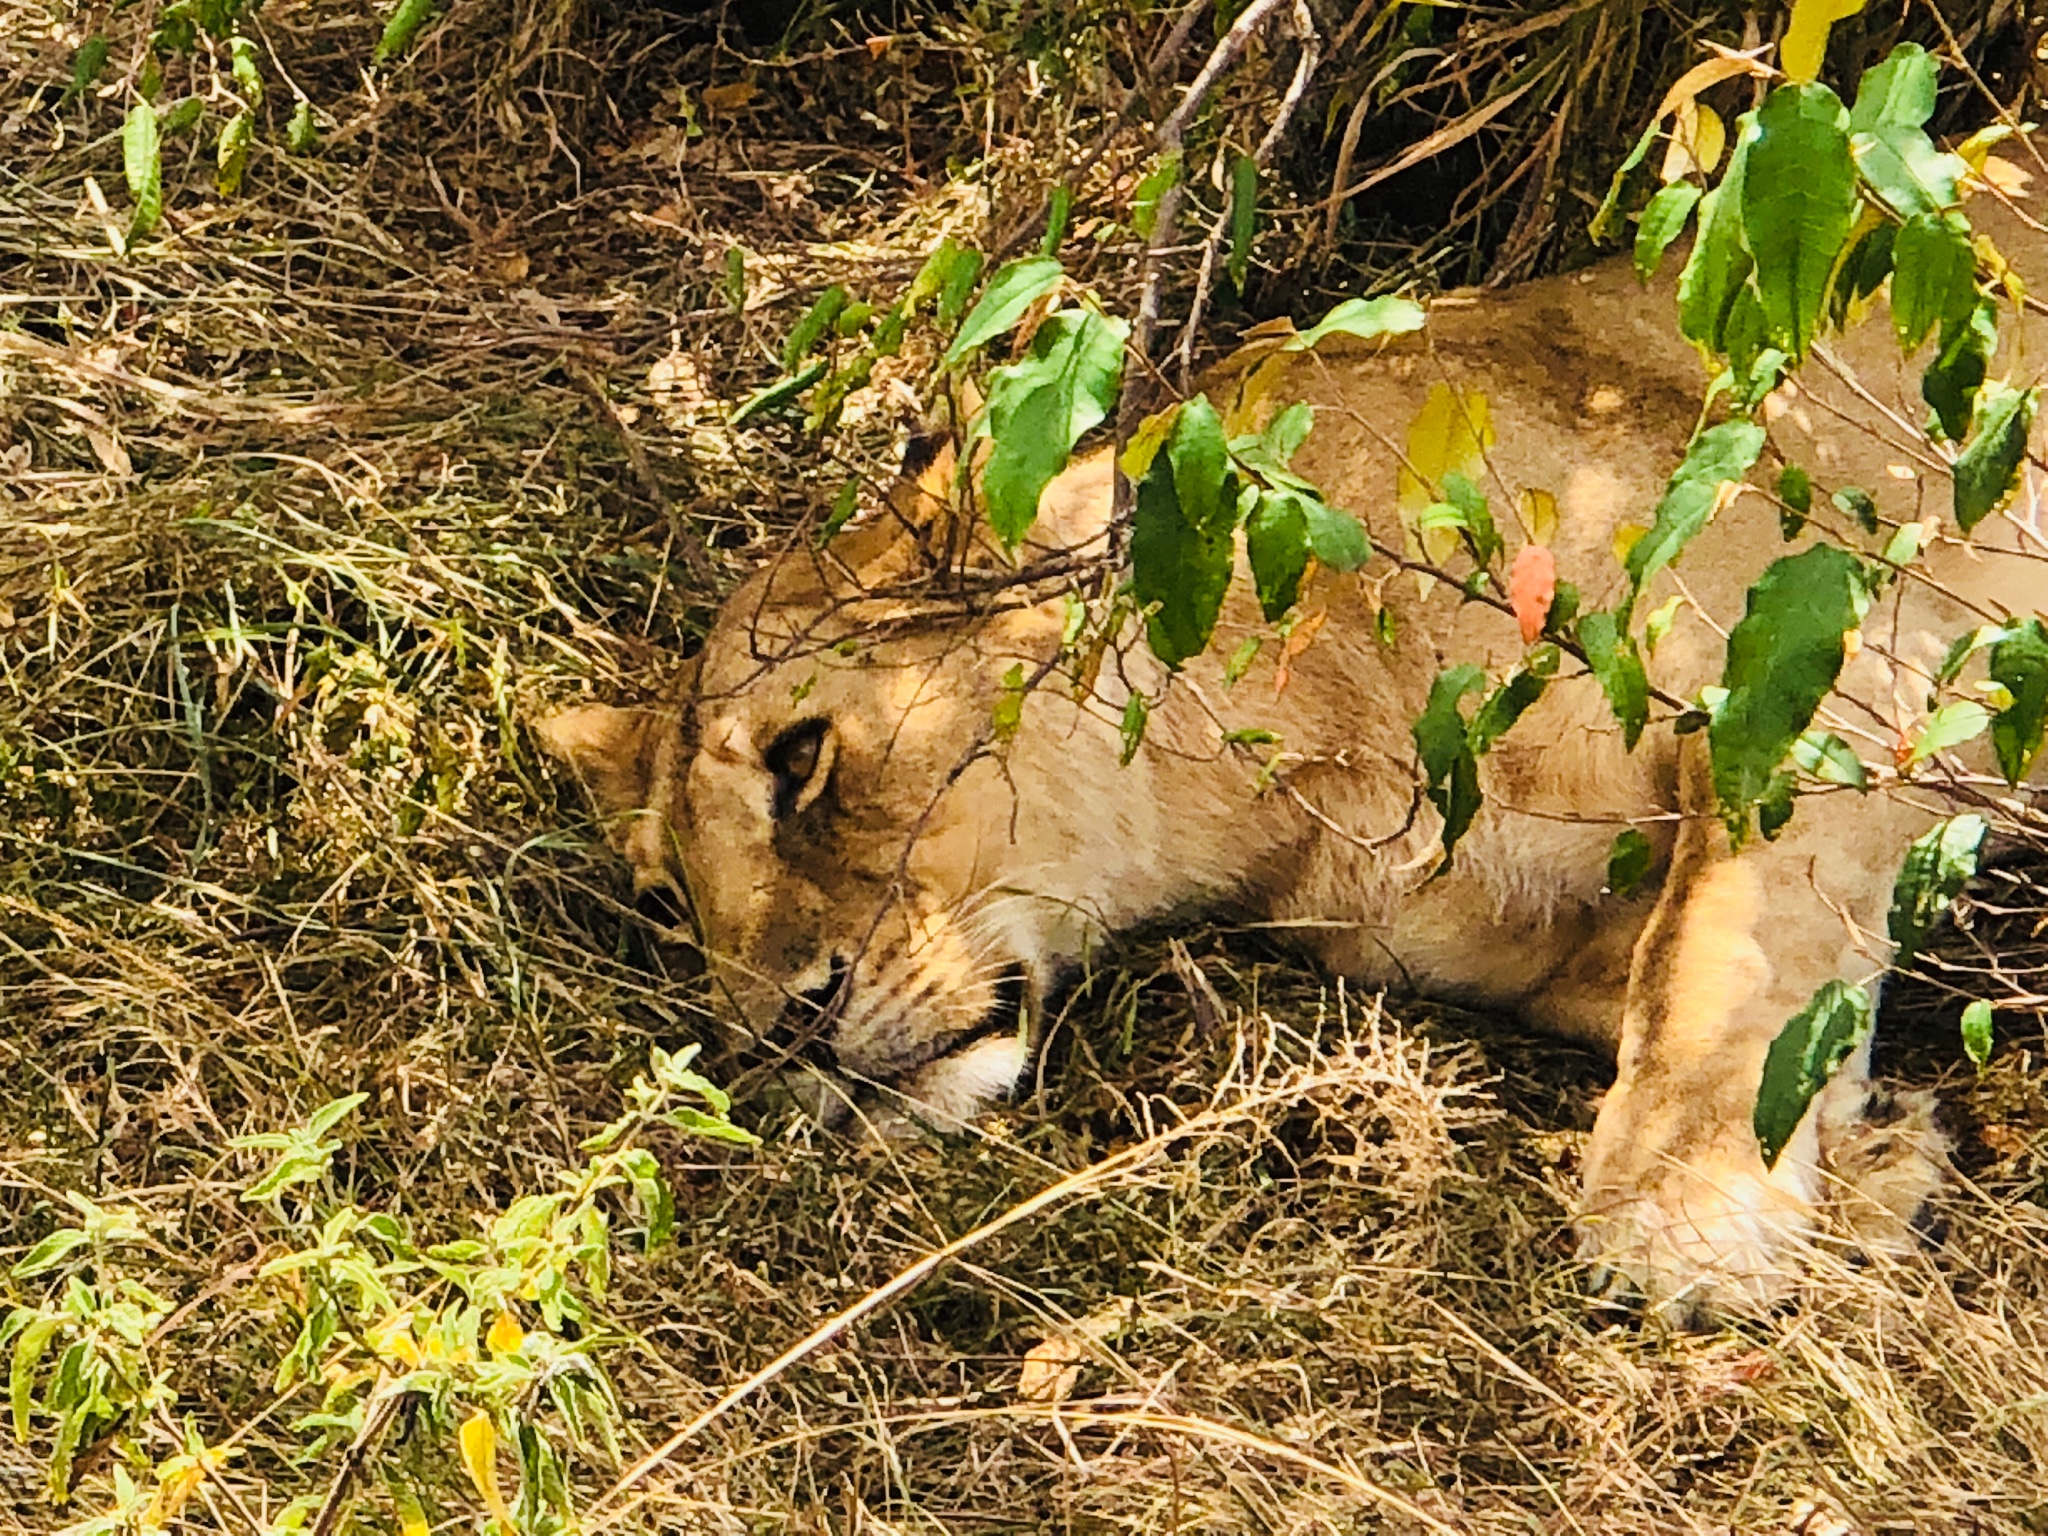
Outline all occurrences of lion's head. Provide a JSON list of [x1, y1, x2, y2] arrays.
[[540, 443, 1194, 1128]]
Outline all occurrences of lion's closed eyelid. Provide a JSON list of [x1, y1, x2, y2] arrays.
[[764, 718, 835, 818]]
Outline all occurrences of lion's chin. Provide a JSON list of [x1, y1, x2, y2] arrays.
[[885, 1030, 1033, 1127]]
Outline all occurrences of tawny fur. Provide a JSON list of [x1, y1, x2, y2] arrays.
[[540, 201, 2047, 1316]]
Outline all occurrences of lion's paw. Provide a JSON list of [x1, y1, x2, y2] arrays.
[[1575, 1158, 1817, 1327], [1821, 1087, 1953, 1255]]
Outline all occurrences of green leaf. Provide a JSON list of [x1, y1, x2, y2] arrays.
[[617, 1147, 674, 1252], [11, 1229, 88, 1280], [1889, 812, 1988, 965], [1119, 692, 1149, 765], [1710, 544, 1870, 829], [1260, 402, 1315, 464], [1742, 83, 1857, 359], [1937, 622, 2009, 685], [1246, 492, 1309, 621], [1627, 420, 1767, 599], [1923, 299, 1996, 441], [1676, 138, 1756, 353], [936, 249, 987, 329], [1041, 185, 1072, 256], [991, 662, 1026, 743], [122, 100, 163, 241], [1228, 154, 1258, 294], [659, 1105, 758, 1144], [1855, 125, 1966, 218], [906, 236, 970, 309], [1577, 610, 1648, 750], [11, 1316, 57, 1438], [1891, 211, 1976, 352], [1792, 729, 1868, 788], [1440, 470, 1500, 567], [1131, 150, 1182, 238], [1467, 654, 1554, 755], [941, 256, 1063, 370], [1284, 295, 1427, 353], [1607, 828, 1654, 897], [979, 308, 1127, 547], [230, 35, 263, 104], [1412, 665, 1485, 862], [62, 36, 109, 104], [1720, 285, 1777, 403], [216, 108, 254, 197], [1777, 463, 1813, 538], [1589, 118, 1661, 244], [1300, 496, 1371, 572], [1167, 395, 1232, 534], [1961, 999, 1995, 1069], [1906, 699, 1991, 767], [1131, 450, 1234, 668], [1850, 43, 1938, 131], [1989, 619, 2048, 785], [1953, 383, 2036, 533], [782, 284, 847, 371], [1828, 218, 1897, 331], [1755, 980, 1872, 1168], [1828, 486, 1877, 536], [1634, 182, 1701, 283], [374, 0, 438, 64], [1757, 768, 1797, 840], [817, 477, 859, 546], [729, 359, 827, 426], [159, 95, 204, 135], [306, 1091, 370, 1137], [286, 97, 319, 153]]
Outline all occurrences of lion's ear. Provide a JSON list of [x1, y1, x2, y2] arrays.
[[535, 704, 685, 893]]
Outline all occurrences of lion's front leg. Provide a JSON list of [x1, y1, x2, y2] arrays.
[[1574, 742, 1903, 1322]]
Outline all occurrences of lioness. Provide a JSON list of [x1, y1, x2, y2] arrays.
[[543, 202, 2044, 1317]]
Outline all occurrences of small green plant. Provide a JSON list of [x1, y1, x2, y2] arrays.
[[5, 1047, 752, 1533]]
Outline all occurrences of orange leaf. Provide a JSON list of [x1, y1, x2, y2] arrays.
[[1509, 545, 1556, 644]]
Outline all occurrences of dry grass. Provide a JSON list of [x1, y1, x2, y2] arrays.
[[5, 2, 2048, 1532]]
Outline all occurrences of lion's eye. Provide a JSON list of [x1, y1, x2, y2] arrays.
[[764, 718, 831, 819]]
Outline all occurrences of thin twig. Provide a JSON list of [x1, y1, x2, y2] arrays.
[[1172, 0, 1321, 385]]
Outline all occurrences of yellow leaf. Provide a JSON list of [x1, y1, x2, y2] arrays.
[[1118, 404, 1179, 481], [1518, 488, 1559, 545], [1660, 101, 1725, 181], [1222, 349, 1297, 436], [701, 81, 758, 112], [145, 1456, 207, 1528], [389, 1479, 431, 1536], [487, 1308, 525, 1357], [1399, 382, 1494, 563], [1780, 0, 1866, 85], [459, 1410, 514, 1528], [1956, 123, 2016, 173], [366, 1310, 421, 1369], [1653, 53, 1771, 121], [1612, 523, 1648, 565]]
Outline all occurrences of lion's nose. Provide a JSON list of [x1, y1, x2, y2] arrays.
[[767, 953, 849, 1070]]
